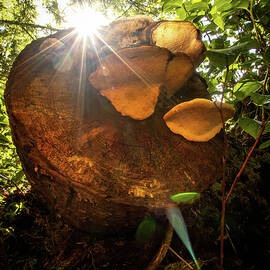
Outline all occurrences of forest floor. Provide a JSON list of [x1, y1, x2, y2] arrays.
[[1, 140, 270, 270]]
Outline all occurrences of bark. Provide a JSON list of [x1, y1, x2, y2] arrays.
[[5, 27, 223, 235]]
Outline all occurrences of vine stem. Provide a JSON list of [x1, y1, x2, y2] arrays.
[[225, 120, 266, 202], [219, 66, 269, 269], [247, 0, 264, 50]]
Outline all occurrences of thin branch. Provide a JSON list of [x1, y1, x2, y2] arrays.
[[225, 120, 266, 202], [164, 244, 194, 270], [115, 4, 133, 20], [248, 0, 265, 50], [0, 19, 62, 32], [21, 25, 35, 40]]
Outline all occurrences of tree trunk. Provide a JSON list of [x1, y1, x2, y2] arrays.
[[5, 19, 223, 267]]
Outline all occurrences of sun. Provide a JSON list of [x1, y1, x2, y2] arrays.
[[64, 5, 109, 36]]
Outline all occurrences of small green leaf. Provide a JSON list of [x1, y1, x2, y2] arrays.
[[251, 93, 270, 106], [238, 117, 261, 138], [171, 192, 200, 204], [162, 0, 182, 12], [185, 1, 209, 12], [259, 140, 270, 150], [212, 14, 225, 30], [234, 81, 262, 100]]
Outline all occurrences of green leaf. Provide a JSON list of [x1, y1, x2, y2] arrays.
[[185, 1, 209, 12], [207, 50, 237, 67], [238, 117, 261, 138], [259, 140, 270, 150], [231, 0, 249, 10], [234, 81, 262, 100], [162, 0, 182, 12], [251, 93, 270, 106], [170, 192, 200, 204], [206, 40, 258, 67], [212, 13, 225, 30], [176, 7, 186, 20], [214, 0, 232, 12], [209, 40, 258, 55]]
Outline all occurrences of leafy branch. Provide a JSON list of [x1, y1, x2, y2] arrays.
[[0, 19, 61, 32]]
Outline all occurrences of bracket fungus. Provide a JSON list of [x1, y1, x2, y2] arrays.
[[89, 46, 194, 119], [163, 98, 235, 142], [142, 21, 206, 66], [88, 16, 207, 119]]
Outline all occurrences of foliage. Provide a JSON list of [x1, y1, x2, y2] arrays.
[[0, 0, 64, 244], [70, 0, 163, 18]]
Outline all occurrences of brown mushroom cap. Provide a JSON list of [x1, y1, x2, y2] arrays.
[[163, 98, 235, 142], [101, 82, 160, 120], [89, 45, 194, 119], [145, 21, 206, 66], [89, 46, 168, 89]]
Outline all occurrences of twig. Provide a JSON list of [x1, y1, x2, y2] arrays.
[[21, 25, 35, 40], [146, 224, 173, 270], [0, 19, 61, 32], [165, 244, 194, 270], [90, 251, 96, 270]]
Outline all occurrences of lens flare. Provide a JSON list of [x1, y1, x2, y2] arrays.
[[167, 207, 201, 270], [64, 5, 109, 36]]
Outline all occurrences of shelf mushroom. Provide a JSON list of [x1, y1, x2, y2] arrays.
[[163, 98, 235, 142], [89, 45, 194, 120], [141, 21, 206, 66]]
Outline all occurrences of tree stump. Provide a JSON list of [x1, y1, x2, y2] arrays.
[[5, 17, 224, 268]]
